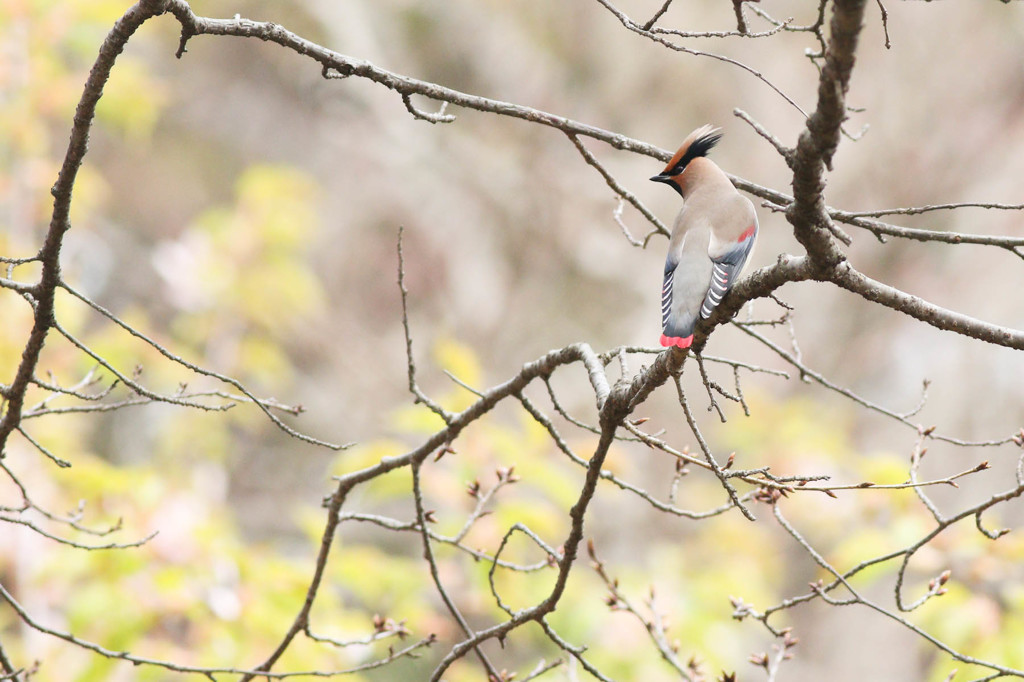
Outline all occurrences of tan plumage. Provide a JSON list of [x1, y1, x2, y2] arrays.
[[651, 126, 758, 348]]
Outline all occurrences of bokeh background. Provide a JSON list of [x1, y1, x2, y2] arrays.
[[2, 1, 1024, 680]]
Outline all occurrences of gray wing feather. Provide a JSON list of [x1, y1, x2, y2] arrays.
[[661, 268, 675, 331], [699, 231, 756, 320]]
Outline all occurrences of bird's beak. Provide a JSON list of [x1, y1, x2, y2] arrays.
[[650, 173, 684, 197]]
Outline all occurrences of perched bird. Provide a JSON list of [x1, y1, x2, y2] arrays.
[[650, 125, 758, 349]]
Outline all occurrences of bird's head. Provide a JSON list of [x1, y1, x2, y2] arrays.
[[650, 125, 723, 198]]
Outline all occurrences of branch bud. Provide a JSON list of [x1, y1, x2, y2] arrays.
[[749, 652, 770, 668]]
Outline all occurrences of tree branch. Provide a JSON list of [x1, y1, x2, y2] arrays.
[[786, 0, 867, 269], [831, 263, 1024, 349], [0, 0, 171, 455]]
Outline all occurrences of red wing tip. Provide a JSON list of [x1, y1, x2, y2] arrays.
[[660, 334, 693, 349]]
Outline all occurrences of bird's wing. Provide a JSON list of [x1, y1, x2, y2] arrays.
[[700, 221, 757, 320], [660, 262, 676, 337]]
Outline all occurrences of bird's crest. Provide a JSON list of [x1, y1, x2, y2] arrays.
[[660, 125, 723, 177]]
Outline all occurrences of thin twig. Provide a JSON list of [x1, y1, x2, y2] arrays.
[[59, 283, 346, 448], [411, 461, 500, 678], [401, 93, 456, 123], [567, 133, 668, 240], [588, 540, 697, 682], [397, 226, 453, 423], [675, 376, 755, 521], [735, 321, 1015, 447]]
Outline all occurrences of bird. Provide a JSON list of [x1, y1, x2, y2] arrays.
[[650, 125, 758, 349]]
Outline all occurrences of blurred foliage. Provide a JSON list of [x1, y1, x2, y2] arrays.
[[0, 0, 163, 245], [159, 163, 327, 389]]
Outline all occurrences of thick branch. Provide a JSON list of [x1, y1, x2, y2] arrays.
[[831, 264, 1024, 349], [786, 0, 867, 268]]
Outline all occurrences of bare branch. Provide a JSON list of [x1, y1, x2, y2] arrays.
[[0, 514, 156, 551], [164, 0, 670, 160], [567, 133, 669, 240], [539, 620, 616, 682], [411, 460, 500, 678], [0, 640, 23, 682], [770, 501, 1024, 678], [61, 282, 346, 448], [733, 0, 749, 34], [523, 393, 743, 520], [675, 375, 755, 521], [840, 201, 1024, 219], [733, 108, 794, 165], [588, 540, 697, 681], [338, 511, 549, 572], [830, 208, 1024, 257], [735, 321, 1016, 447], [875, 0, 891, 49], [0, 0, 173, 455], [488, 522, 561, 615], [401, 93, 456, 124], [591, 0, 809, 117], [397, 226, 453, 422], [785, 0, 867, 266], [521, 658, 565, 682], [14, 426, 71, 468], [0, 578, 433, 679], [0, 277, 37, 296], [831, 262, 1024, 350], [642, 0, 675, 31]]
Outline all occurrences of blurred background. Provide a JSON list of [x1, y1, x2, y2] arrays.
[[2, 0, 1024, 680]]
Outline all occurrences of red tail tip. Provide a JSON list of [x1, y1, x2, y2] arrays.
[[660, 334, 693, 349]]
